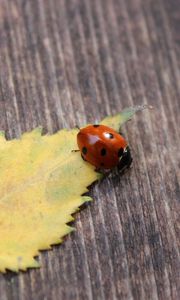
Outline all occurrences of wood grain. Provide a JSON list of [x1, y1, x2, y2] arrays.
[[0, 0, 179, 299]]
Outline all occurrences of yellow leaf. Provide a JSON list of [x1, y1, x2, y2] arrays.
[[101, 104, 148, 131], [0, 106, 145, 272]]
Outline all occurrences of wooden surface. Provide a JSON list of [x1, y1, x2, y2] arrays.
[[0, 0, 179, 299]]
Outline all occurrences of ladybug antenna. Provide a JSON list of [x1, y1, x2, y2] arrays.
[[75, 124, 80, 130]]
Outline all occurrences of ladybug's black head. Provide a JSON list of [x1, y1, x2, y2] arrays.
[[118, 146, 132, 172]]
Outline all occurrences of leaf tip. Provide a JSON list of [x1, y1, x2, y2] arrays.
[[82, 196, 93, 203]]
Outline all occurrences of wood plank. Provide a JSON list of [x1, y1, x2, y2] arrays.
[[0, 0, 179, 299]]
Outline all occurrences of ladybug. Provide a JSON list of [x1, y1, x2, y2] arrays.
[[77, 124, 132, 170]]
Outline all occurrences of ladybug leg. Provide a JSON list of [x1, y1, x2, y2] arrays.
[[95, 167, 110, 175], [71, 149, 80, 152]]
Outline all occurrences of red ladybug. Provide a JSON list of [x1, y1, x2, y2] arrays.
[[77, 124, 132, 170]]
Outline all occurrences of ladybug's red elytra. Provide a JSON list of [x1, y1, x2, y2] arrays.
[[77, 124, 132, 170]]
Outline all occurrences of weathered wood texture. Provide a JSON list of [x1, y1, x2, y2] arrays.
[[0, 0, 179, 299]]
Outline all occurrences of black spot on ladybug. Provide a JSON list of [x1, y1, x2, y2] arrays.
[[82, 146, 87, 155], [101, 148, 107, 156], [118, 148, 124, 157], [93, 124, 100, 128], [81, 154, 87, 161], [100, 162, 104, 166], [104, 132, 114, 139]]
